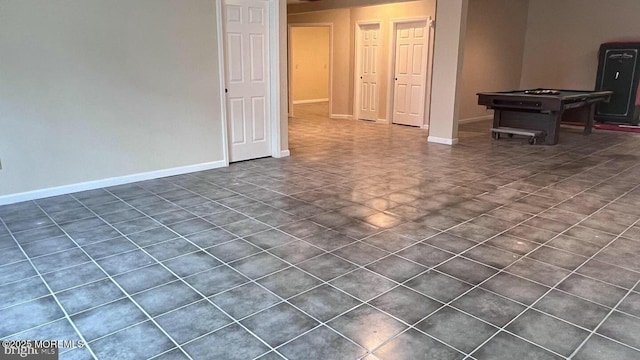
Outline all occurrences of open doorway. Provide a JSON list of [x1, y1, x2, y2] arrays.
[[288, 24, 332, 119]]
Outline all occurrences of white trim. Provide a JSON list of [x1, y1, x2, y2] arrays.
[[353, 21, 382, 122], [427, 136, 459, 145], [387, 17, 434, 128], [376, 118, 389, 124], [330, 114, 352, 120], [277, 150, 291, 158], [459, 114, 493, 124], [215, 0, 230, 167], [269, 0, 282, 159], [424, 16, 436, 130], [292, 98, 329, 105], [422, 124, 430, 130], [0, 161, 227, 206], [288, 23, 334, 119]]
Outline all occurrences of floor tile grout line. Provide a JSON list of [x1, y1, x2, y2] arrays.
[[263, 226, 557, 358], [147, 256, 372, 354], [5, 222, 544, 354], [128, 228, 434, 358], [455, 192, 640, 359], [130, 181, 482, 358], [451, 239, 639, 304], [90, 181, 397, 358], [1, 228, 243, 294], [29, 201, 195, 360], [2, 150, 632, 274], [145, 348, 186, 360], [66, 194, 292, 360], [8, 204, 636, 322], [356, 247, 640, 350], [428, 164, 640, 281], [208, 167, 640, 358], [0, 217, 98, 359], [165, 172, 334, 219], [452, 137, 620, 198], [360, 166, 640, 357], [568, 278, 640, 359], [20, 183, 360, 358], [17, 174, 624, 354]]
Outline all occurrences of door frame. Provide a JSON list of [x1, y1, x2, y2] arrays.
[[215, 0, 282, 166], [386, 17, 434, 129], [287, 23, 334, 118], [353, 20, 382, 122]]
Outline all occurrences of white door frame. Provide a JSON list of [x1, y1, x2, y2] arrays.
[[353, 20, 382, 122], [215, 0, 282, 166], [287, 23, 334, 118], [386, 17, 434, 129]]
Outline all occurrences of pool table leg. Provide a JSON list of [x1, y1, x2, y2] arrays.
[[493, 110, 502, 129], [546, 111, 563, 145], [584, 103, 596, 135]]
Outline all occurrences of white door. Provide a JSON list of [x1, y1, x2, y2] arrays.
[[356, 24, 381, 121], [392, 21, 429, 127], [224, 0, 271, 162]]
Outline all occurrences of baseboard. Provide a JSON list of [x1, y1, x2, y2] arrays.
[[277, 150, 291, 158], [293, 98, 329, 105], [376, 119, 389, 124], [428, 136, 459, 145], [331, 114, 352, 120], [459, 115, 493, 124], [0, 160, 227, 206]]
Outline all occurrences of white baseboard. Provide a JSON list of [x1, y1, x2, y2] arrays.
[[0, 160, 227, 206], [293, 98, 329, 105], [376, 119, 389, 124], [331, 114, 352, 120], [428, 136, 459, 145], [277, 150, 291, 158], [459, 114, 493, 124]]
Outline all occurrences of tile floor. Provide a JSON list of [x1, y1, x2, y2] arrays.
[[2, 103, 640, 359]]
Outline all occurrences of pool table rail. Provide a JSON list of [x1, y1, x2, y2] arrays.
[[476, 89, 613, 145]]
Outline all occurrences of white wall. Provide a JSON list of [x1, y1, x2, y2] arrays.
[[460, 0, 529, 121], [428, 0, 468, 143], [0, 0, 225, 198], [288, 0, 417, 13], [290, 27, 331, 102], [521, 0, 640, 89]]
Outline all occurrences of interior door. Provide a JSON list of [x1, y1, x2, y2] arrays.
[[392, 21, 428, 127], [356, 24, 381, 121], [224, 0, 271, 162]]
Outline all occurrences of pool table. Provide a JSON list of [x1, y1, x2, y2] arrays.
[[477, 89, 613, 145]]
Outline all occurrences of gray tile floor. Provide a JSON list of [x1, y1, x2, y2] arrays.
[[2, 103, 640, 359]]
